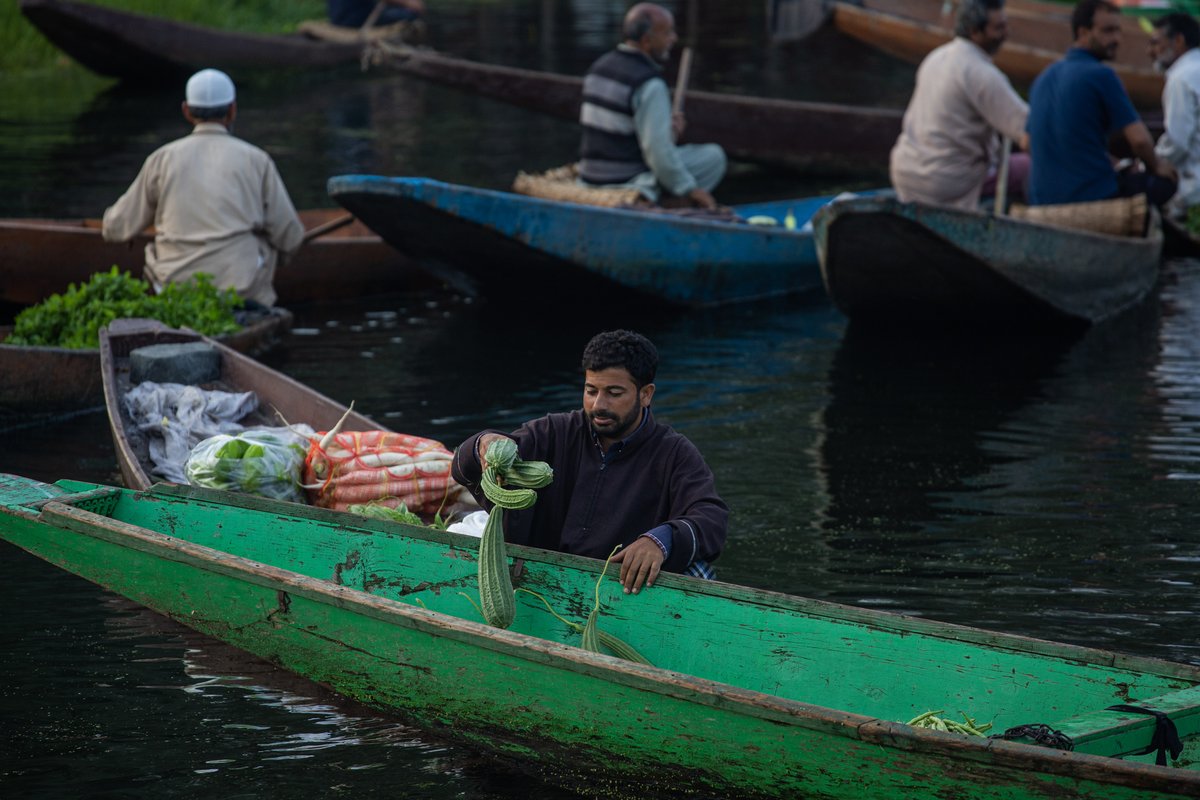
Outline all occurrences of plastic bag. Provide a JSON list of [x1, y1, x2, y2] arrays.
[[185, 427, 311, 503], [124, 382, 258, 484], [446, 510, 488, 538]]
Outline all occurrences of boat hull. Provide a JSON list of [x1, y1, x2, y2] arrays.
[[328, 175, 834, 307], [368, 47, 904, 175], [831, 0, 1164, 108], [18, 0, 415, 80], [812, 196, 1163, 329], [96, 318, 381, 491], [0, 209, 429, 308], [0, 477, 1197, 798], [0, 310, 292, 427]]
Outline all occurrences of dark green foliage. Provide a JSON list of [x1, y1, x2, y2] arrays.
[[1187, 205, 1200, 237], [7, 266, 242, 349]]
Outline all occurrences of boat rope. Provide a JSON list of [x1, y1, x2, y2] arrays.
[[988, 723, 1074, 751], [1105, 704, 1183, 766]]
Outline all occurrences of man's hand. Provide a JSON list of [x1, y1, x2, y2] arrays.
[[671, 111, 686, 143], [475, 433, 510, 472], [687, 187, 717, 210], [610, 536, 665, 594], [1154, 158, 1179, 183]]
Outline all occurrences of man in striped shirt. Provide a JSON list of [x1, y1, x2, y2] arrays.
[[578, 3, 726, 209]]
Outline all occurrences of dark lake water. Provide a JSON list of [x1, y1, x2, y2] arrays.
[[2, 2, 1198, 798]]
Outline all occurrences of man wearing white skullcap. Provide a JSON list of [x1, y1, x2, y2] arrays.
[[102, 68, 304, 307]]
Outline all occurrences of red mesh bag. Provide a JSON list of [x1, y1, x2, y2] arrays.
[[303, 430, 467, 514]]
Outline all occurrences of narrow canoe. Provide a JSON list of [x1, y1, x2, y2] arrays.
[[97, 318, 380, 492], [0, 474, 1197, 798], [18, 0, 421, 81], [0, 309, 291, 428], [0, 209, 431, 308], [831, 0, 1164, 108], [365, 45, 904, 175], [811, 195, 1164, 330], [328, 175, 848, 307]]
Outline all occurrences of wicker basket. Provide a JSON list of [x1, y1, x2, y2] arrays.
[[512, 164, 643, 208], [1008, 194, 1147, 237]]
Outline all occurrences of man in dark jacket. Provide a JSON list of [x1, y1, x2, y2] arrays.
[[451, 330, 728, 595]]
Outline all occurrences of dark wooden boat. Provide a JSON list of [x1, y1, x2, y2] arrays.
[[18, 0, 421, 81], [0, 209, 430, 308], [811, 195, 1164, 330], [832, 0, 1164, 108], [364, 43, 904, 174], [97, 318, 379, 492], [0, 309, 291, 429], [1, 472, 1198, 798], [21, 0, 905, 174]]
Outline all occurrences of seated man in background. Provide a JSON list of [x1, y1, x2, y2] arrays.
[[102, 69, 304, 308], [890, 0, 1030, 210], [1026, 0, 1176, 206], [452, 330, 728, 595], [1149, 12, 1200, 219], [578, 3, 726, 209], [328, 0, 425, 27]]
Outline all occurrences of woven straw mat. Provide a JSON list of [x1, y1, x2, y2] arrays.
[[1008, 194, 1147, 237]]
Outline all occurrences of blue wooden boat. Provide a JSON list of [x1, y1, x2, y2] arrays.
[[327, 175, 847, 307]]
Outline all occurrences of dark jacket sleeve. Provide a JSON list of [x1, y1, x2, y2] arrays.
[[660, 435, 728, 572], [450, 429, 508, 509]]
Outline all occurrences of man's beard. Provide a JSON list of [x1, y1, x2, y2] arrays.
[[589, 406, 640, 440]]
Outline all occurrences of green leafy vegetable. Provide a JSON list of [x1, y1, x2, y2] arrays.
[[1187, 205, 1200, 237], [185, 430, 307, 503], [7, 266, 243, 349], [346, 502, 426, 526]]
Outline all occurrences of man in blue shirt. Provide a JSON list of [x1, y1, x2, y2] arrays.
[[1026, 0, 1176, 206]]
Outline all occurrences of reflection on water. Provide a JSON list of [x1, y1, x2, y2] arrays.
[[816, 324, 1077, 533]]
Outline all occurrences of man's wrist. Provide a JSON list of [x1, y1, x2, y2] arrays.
[[640, 523, 673, 558]]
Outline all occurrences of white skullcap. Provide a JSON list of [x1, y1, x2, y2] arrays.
[[185, 69, 236, 109]]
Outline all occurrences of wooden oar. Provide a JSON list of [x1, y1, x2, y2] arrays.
[[672, 46, 693, 116], [360, 0, 389, 37], [302, 213, 355, 244], [993, 136, 1012, 216]]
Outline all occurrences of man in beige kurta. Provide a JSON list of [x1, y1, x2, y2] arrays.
[[103, 69, 304, 307], [889, 0, 1029, 211]]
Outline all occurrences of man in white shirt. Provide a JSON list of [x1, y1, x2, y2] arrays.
[[1150, 13, 1200, 218], [889, 0, 1030, 210], [102, 69, 304, 307]]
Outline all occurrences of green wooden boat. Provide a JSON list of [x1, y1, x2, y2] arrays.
[[1, 474, 1198, 799]]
